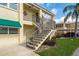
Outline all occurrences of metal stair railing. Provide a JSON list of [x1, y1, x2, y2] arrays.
[[32, 15, 42, 31], [29, 29, 39, 41]]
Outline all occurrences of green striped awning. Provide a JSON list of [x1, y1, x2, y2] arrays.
[[0, 19, 21, 28]]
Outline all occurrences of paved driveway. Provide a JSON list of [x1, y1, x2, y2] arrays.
[[0, 45, 39, 56]]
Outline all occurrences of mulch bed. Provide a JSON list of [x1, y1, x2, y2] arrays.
[[36, 45, 57, 52], [36, 40, 56, 52]]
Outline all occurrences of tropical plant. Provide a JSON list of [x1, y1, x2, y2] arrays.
[[63, 3, 79, 37]]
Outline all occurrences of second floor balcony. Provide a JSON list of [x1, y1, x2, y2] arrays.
[[23, 3, 55, 30]]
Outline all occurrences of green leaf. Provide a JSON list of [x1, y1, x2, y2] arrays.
[[63, 5, 75, 14], [64, 12, 72, 23], [72, 10, 76, 20]]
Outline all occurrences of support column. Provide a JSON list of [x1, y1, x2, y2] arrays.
[[39, 10, 43, 32], [18, 3, 24, 44], [50, 16, 54, 40]]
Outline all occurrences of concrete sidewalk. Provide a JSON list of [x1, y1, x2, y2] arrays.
[[0, 45, 39, 56], [73, 48, 79, 56]]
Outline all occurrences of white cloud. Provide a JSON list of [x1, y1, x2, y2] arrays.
[[51, 8, 57, 15], [55, 16, 64, 24], [55, 16, 79, 24]]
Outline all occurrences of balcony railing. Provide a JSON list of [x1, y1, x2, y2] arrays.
[[32, 15, 42, 31], [42, 17, 54, 30], [23, 15, 32, 21], [23, 14, 54, 31]]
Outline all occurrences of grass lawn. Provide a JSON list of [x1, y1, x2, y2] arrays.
[[37, 38, 79, 56]]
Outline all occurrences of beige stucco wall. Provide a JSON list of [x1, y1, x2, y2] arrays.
[[0, 6, 18, 21], [23, 21, 33, 25], [0, 34, 19, 47], [0, 5, 20, 46]]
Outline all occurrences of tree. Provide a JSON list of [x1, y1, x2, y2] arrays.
[[63, 3, 79, 38]]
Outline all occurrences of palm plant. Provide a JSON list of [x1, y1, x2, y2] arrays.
[[63, 3, 79, 38]]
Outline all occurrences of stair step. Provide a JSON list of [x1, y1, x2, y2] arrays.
[[40, 32, 49, 34], [26, 29, 52, 50], [39, 33, 48, 35], [28, 42, 39, 46], [36, 35, 44, 37], [36, 36, 43, 38], [37, 34, 44, 36], [36, 34, 48, 38], [26, 43, 35, 49], [32, 39, 42, 42], [34, 37, 43, 39]]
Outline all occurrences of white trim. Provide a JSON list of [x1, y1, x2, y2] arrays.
[[7, 3, 9, 8], [0, 26, 20, 28], [8, 27, 9, 34]]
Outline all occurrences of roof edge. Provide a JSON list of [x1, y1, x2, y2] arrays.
[[24, 3, 54, 16]]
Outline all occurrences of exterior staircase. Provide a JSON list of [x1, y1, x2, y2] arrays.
[[26, 14, 56, 50], [26, 29, 56, 50]]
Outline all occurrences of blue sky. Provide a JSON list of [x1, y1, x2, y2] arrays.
[[39, 3, 75, 23]]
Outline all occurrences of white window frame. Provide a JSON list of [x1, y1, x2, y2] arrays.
[[9, 27, 19, 34], [8, 27, 9, 34]]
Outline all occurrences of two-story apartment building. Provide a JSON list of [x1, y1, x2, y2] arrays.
[[56, 22, 79, 35], [0, 3, 55, 50]]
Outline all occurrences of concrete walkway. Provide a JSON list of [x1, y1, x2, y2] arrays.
[[73, 48, 79, 56], [0, 45, 39, 56]]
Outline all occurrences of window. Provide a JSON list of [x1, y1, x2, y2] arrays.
[[0, 27, 18, 34], [0, 3, 7, 6], [9, 3, 18, 10], [0, 3, 18, 11], [9, 28, 18, 34], [0, 27, 8, 34]]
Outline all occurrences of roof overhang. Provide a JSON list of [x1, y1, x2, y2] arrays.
[[24, 3, 54, 16]]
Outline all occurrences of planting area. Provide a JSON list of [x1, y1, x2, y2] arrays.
[[37, 38, 79, 56]]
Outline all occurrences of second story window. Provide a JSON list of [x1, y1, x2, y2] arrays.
[[9, 3, 18, 10], [0, 3, 18, 11], [0, 3, 7, 6]]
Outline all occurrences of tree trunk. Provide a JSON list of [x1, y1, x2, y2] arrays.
[[75, 16, 78, 38]]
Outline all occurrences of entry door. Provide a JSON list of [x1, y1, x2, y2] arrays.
[[25, 29, 31, 43]]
